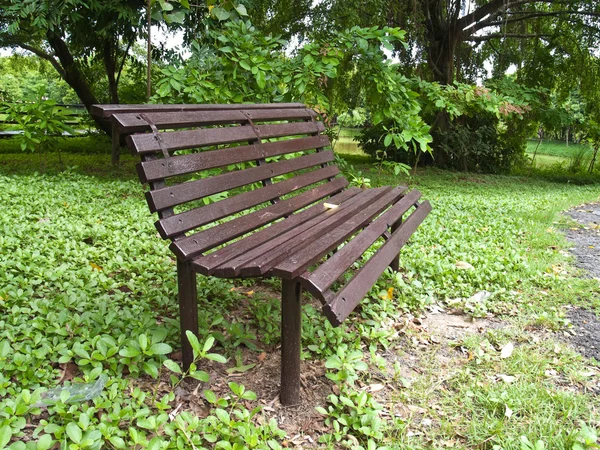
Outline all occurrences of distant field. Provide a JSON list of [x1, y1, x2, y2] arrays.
[[332, 127, 365, 155], [526, 139, 593, 168], [526, 139, 592, 157]]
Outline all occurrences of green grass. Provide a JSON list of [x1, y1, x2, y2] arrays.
[[332, 127, 366, 155], [527, 139, 593, 158], [526, 139, 595, 171], [0, 138, 599, 448]]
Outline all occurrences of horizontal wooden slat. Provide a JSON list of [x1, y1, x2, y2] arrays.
[[113, 108, 316, 133], [90, 103, 306, 119], [147, 150, 335, 212], [270, 187, 408, 279], [184, 181, 354, 264], [138, 135, 330, 183], [156, 165, 340, 238], [213, 188, 390, 278], [322, 201, 432, 326], [301, 189, 421, 299], [129, 121, 325, 154]]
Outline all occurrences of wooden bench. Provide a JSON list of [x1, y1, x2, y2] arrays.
[[91, 103, 431, 405], [90, 103, 308, 165]]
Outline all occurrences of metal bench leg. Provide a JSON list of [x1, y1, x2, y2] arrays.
[[111, 122, 120, 166], [389, 218, 402, 272], [177, 259, 198, 371], [280, 279, 302, 406]]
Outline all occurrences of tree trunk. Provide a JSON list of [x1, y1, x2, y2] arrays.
[[46, 31, 112, 135], [103, 40, 120, 104]]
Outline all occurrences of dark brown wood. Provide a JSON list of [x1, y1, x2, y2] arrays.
[[214, 188, 389, 278], [301, 190, 422, 299], [280, 279, 302, 406], [177, 258, 199, 371], [91, 102, 306, 119], [271, 187, 408, 279], [323, 201, 432, 326], [111, 121, 120, 165], [180, 179, 352, 261], [389, 218, 403, 272], [112, 108, 316, 133], [156, 165, 339, 239], [96, 102, 431, 407], [147, 150, 335, 212], [138, 135, 329, 183], [128, 121, 325, 155]]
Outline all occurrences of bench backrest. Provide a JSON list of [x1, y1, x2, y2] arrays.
[[112, 105, 348, 261]]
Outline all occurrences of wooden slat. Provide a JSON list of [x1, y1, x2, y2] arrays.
[[301, 190, 421, 299], [138, 135, 330, 183], [185, 182, 355, 265], [113, 108, 316, 133], [322, 201, 432, 326], [90, 103, 306, 119], [129, 121, 325, 154], [147, 150, 335, 212], [211, 188, 389, 278], [156, 165, 339, 238], [270, 187, 408, 279]]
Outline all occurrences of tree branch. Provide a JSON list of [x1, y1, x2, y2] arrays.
[[468, 7, 600, 34], [15, 43, 65, 78], [456, 0, 506, 32], [116, 36, 135, 88], [467, 33, 553, 42], [508, 10, 600, 18]]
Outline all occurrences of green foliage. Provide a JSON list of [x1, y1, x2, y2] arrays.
[[359, 79, 533, 173], [1, 144, 600, 448], [337, 108, 367, 128], [153, 19, 432, 158], [0, 55, 77, 103], [324, 345, 368, 386], [0, 95, 76, 152], [316, 390, 385, 449]]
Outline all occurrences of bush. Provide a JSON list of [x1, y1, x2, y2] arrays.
[[437, 113, 529, 173]]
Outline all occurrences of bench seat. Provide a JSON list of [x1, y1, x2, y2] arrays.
[[91, 103, 431, 405]]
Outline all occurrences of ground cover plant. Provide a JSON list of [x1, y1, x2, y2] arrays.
[[1, 141, 600, 449]]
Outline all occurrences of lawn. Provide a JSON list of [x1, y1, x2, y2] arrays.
[[1, 140, 600, 449], [526, 140, 595, 170]]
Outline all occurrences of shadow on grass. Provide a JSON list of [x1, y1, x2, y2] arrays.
[[0, 135, 138, 180]]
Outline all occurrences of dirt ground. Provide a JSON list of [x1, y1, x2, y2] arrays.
[[563, 203, 600, 361], [130, 202, 600, 446]]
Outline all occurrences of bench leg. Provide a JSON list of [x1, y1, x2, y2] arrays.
[[111, 122, 120, 166], [280, 279, 302, 406], [177, 259, 198, 371], [389, 218, 402, 272]]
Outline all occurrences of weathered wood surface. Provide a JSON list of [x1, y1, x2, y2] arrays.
[[96, 102, 430, 406]]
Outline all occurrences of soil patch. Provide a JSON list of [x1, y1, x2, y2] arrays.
[[563, 203, 600, 362], [564, 203, 600, 279], [566, 307, 600, 361]]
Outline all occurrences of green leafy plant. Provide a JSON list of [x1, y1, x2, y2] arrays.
[[163, 332, 226, 386], [0, 94, 76, 153], [325, 344, 368, 386], [316, 390, 385, 449]]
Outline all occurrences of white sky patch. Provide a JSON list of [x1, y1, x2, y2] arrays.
[[149, 26, 190, 58]]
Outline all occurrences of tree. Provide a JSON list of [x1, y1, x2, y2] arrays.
[[246, 0, 600, 87], [0, 0, 189, 133]]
